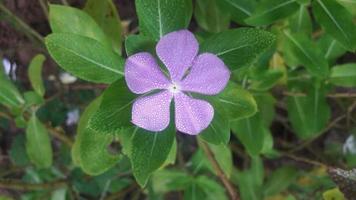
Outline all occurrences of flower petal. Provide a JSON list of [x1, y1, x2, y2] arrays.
[[156, 30, 199, 82], [132, 90, 173, 132], [181, 53, 230, 95], [174, 92, 214, 135], [125, 52, 170, 94]]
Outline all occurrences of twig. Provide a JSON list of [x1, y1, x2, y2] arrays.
[[199, 140, 240, 200], [0, 179, 67, 191], [282, 153, 326, 167], [38, 0, 49, 18], [283, 91, 356, 98], [47, 126, 74, 147], [0, 3, 44, 44]]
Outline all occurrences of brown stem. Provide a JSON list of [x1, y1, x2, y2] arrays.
[[47, 126, 74, 147], [199, 140, 240, 200], [0, 179, 67, 191], [283, 91, 356, 98]]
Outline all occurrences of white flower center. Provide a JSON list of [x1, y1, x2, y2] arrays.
[[168, 83, 181, 94]]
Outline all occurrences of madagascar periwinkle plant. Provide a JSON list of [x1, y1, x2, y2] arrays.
[[0, 0, 356, 199]]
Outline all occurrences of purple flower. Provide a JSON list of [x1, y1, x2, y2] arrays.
[[124, 30, 230, 135]]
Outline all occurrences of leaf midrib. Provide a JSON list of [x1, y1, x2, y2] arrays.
[[250, 0, 296, 19], [316, 0, 350, 43], [52, 41, 124, 75]]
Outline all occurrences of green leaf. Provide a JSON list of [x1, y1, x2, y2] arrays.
[[28, 54, 46, 97], [0, 76, 24, 109], [75, 97, 122, 175], [288, 4, 312, 35], [313, 0, 356, 51], [200, 28, 275, 71], [88, 79, 136, 134], [184, 176, 228, 200], [233, 168, 263, 200], [263, 166, 298, 196], [49, 4, 110, 48], [199, 108, 230, 145], [245, 0, 299, 26], [125, 34, 156, 56], [9, 134, 30, 166], [219, 0, 256, 24], [151, 169, 191, 193], [45, 33, 124, 84], [208, 143, 233, 178], [131, 125, 176, 187], [26, 113, 53, 168], [135, 0, 192, 40], [287, 82, 331, 139], [330, 63, 356, 87], [283, 31, 329, 78], [231, 113, 265, 156], [213, 83, 257, 121], [323, 188, 346, 200], [249, 68, 284, 91], [84, 0, 122, 54], [318, 34, 347, 63], [194, 0, 230, 33]]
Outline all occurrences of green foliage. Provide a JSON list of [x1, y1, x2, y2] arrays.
[[330, 63, 356, 87], [194, 0, 230, 33], [84, 0, 122, 54], [25, 113, 53, 168], [49, 4, 111, 48], [0, 75, 24, 109], [130, 125, 176, 187], [135, 0, 192, 40], [200, 28, 275, 71], [287, 81, 331, 139], [313, 0, 356, 51], [245, 0, 299, 26], [283, 31, 329, 78], [28, 54, 46, 97], [72, 96, 122, 175], [45, 33, 124, 84], [88, 79, 136, 134]]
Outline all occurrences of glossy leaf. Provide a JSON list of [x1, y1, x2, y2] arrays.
[[245, 0, 299, 26], [200, 28, 275, 71], [213, 83, 257, 121], [84, 0, 122, 54], [199, 108, 230, 145], [318, 34, 347, 63], [330, 63, 356, 87], [313, 0, 356, 51], [131, 125, 176, 187], [208, 143, 233, 178], [125, 34, 156, 56], [45, 33, 124, 84], [28, 54, 45, 97], [194, 0, 230, 33], [283, 31, 329, 78], [73, 96, 122, 175], [151, 169, 191, 193], [0, 75, 24, 109], [26, 114, 53, 168], [88, 79, 136, 134], [49, 4, 110, 48], [288, 4, 312, 34], [219, 0, 256, 24], [184, 176, 228, 200], [231, 113, 265, 156], [287, 82, 331, 139], [135, 0, 192, 40]]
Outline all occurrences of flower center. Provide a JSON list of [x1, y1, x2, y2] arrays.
[[168, 83, 181, 94]]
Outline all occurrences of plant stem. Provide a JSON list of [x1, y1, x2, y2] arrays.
[[0, 179, 67, 190], [38, 0, 49, 18], [47, 126, 74, 147], [0, 3, 44, 44], [199, 140, 240, 200], [283, 91, 356, 98]]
